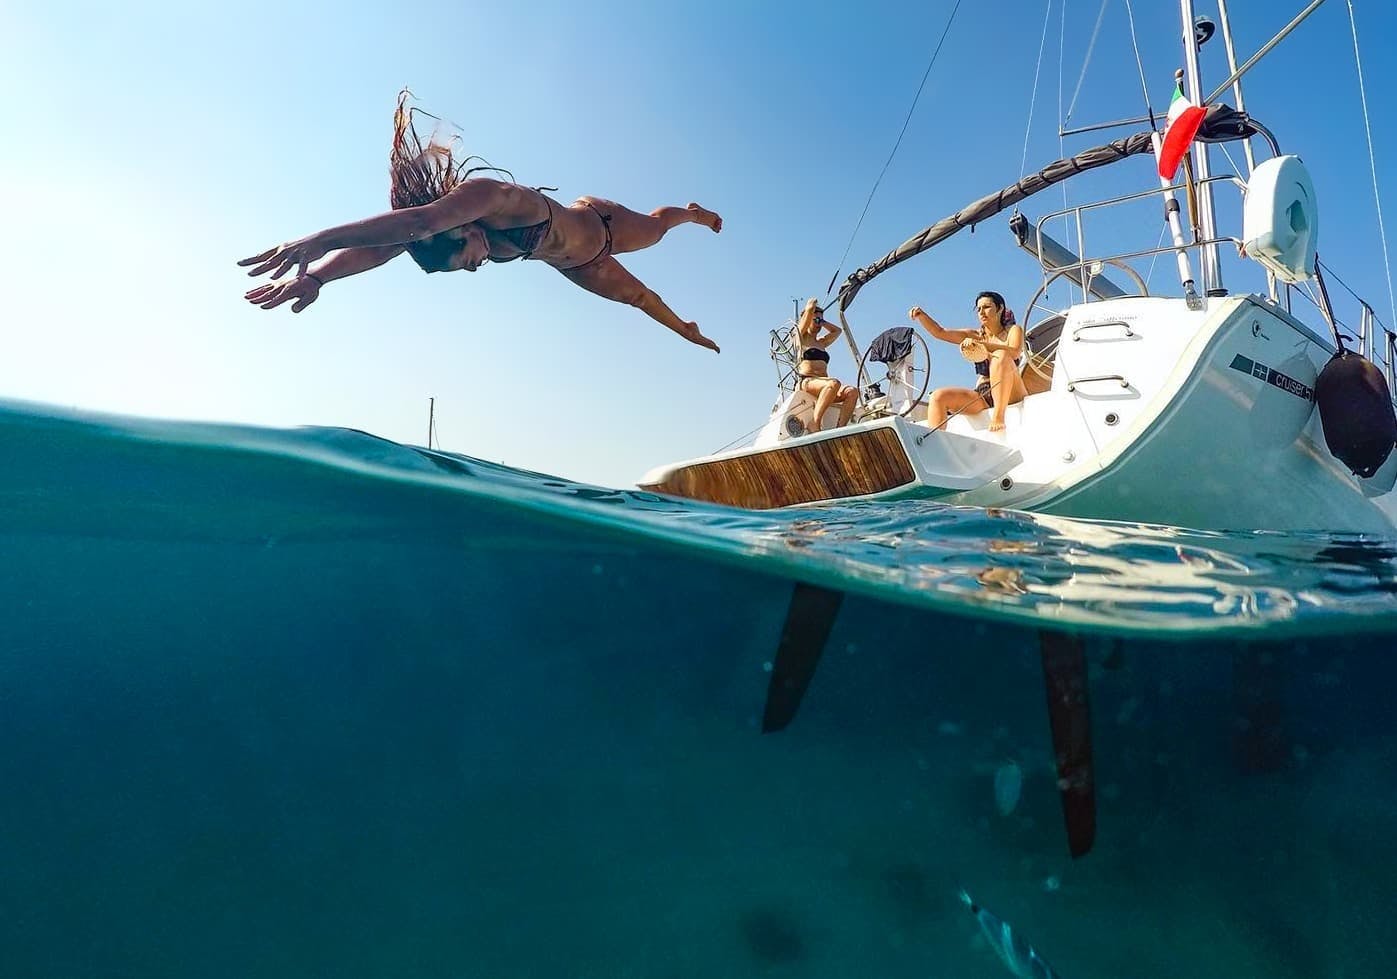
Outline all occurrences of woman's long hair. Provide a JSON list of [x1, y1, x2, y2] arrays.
[[389, 89, 513, 209], [388, 89, 514, 270], [975, 290, 1016, 330]]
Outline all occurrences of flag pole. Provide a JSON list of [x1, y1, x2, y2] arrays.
[[1179, 0, 1223, 295]]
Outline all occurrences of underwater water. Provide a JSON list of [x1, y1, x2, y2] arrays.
[[2, 399, 1395, 979]]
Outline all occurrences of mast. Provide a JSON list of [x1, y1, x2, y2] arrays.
[[427, 397, 435, 450], [1215, 0, 1272, 301], [1180, 0, 1224, 296], [1214, 0, 1256, 176]]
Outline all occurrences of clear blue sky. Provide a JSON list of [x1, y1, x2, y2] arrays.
[[3, 0, 1394, 487]]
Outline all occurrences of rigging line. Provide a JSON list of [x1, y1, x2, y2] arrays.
[[1058, 0, 1070, 245], [824, 0, 965, 296], [1217, 141, 1241, 179], [1017, 0, 1058, 179], [1120, 0, 1157, 128], [918, 368, 1017, 435], [1346, 0, 1397, 332], [1320, 259, 1390, 333], [1142, 222, 1169, 291], [1296, 279, 1351, 337], [1064, 0, 1110, 125], [712, 420, 770, 454], [1296, 280, 1341, 333]]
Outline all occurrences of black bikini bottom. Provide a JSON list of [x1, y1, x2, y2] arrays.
[[559, 200, 614, 273]]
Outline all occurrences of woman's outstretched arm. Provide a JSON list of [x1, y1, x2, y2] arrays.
[[311, 244, 406, 282], [244, 245, 405, 312], [239, 180, 507, 280], [909, 306, 978, 345]]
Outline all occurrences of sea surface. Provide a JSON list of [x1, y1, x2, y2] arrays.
[[3, 398, 1395, 978]]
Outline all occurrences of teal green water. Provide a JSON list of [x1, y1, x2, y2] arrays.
[[2, 400, 1394, 977]]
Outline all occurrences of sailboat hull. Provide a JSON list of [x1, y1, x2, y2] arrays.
[[639, 425, 919, 510], [641, 295, 1397, 534]]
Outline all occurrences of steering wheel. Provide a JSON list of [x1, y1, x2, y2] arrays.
[[856, 329, 932, 418], [768, 320, 802, 396], [1021, 260, 1150, 328]]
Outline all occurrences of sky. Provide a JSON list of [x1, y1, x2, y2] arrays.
[[3, 0, 1396, 488]]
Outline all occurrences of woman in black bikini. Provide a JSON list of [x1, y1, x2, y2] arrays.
[[910, 291, 1026, 432], [241, 91, 722, 353], [793, 298, 858, 432]]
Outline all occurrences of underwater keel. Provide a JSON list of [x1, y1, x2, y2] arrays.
[[760, 583, 844, 732], [1040, 631, 1097, 858]]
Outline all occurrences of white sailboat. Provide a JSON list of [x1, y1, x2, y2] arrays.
[[640, 0, 1397, 534]]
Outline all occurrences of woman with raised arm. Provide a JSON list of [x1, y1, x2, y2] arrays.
[[241, 91, 722, 353], [909, 290, 1026, 432], [792, 298, 858, 432]]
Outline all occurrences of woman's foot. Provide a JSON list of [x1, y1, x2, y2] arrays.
[[687, 203, 722, 233], [989, 417, 1006, 432]]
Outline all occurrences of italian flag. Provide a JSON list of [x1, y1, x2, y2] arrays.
[[1156, 84, 1207, 180]]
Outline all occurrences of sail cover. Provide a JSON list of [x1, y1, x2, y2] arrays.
[[835, 104, 1273, 311], [837, 131, 1156, 311]]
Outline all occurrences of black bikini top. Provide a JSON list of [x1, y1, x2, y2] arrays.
[[484, 191, 554, 263], [972, 329, 1021, 377], [801, 347, 830, 363]]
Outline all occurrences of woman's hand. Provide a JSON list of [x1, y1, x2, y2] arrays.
[[239, 234, 331, 280], [960, 337, 989, 362], [244, 274, 321, 313], [908, 305, 925, 319]]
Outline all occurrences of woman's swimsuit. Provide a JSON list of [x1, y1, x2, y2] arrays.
[[974, 378, 995, 408], [483, 195, 554, 263], [483, 192, 614, 272], [558, 200, 614, 273], [798, 347, 832, 382], [971, 329, 1022, 408]]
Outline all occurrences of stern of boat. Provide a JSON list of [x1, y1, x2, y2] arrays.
[[637, 416, 1021, 509]]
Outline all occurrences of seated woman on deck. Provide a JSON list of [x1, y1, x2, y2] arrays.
[[793, 298, 858, 433], [909, 291, 1026, 432], [240, 91, 723, 353]]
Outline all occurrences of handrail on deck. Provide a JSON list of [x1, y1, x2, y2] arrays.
[[1029, 174, 1248, 306], [1024, 170, 1396, 396]]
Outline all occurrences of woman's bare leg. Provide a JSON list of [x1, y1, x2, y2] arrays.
[[835, 386, 858, 427], [987, 351, 1028, 431], [560, 255, 719, 352], [804, 378, 840, 432], [576, 197, 723, 254], [926, 391, 948, 429], [924, 387, 989, 429]]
